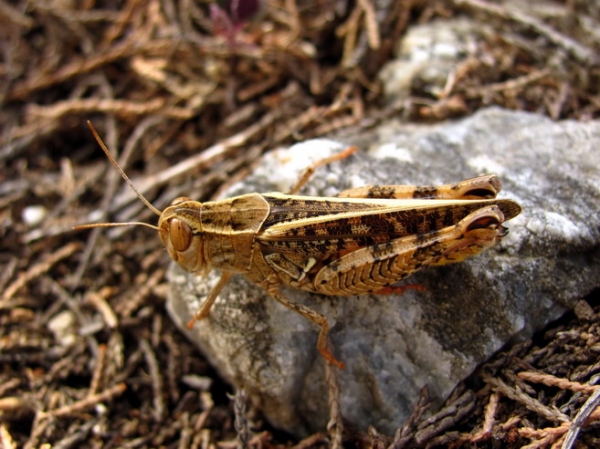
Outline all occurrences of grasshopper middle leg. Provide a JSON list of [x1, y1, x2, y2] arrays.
[[264, 284, 345, 370]]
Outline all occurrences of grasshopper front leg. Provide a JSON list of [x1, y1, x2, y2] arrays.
[[186, 272, 232, 329]]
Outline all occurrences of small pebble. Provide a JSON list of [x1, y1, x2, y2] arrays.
[[22, 205, 48, 226]]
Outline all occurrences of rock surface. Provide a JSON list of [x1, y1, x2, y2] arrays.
[[166, 108, 600, 436]]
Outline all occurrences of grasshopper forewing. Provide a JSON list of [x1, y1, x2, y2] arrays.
[[78, 122, 522, 370]]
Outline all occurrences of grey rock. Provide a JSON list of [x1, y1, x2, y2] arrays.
[[379, 17, 476, 100], [166, 108, 600, 436]]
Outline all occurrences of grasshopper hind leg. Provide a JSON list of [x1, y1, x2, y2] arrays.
[[289, 146, 358, 194], [313, 205, 507, 296], [337, 174, 503, 200]]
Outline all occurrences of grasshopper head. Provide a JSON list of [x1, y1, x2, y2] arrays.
[[78, 123, 208, 277], [159, 197, 208, 275]]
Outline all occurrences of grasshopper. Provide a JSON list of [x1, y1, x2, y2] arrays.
[[79, 123, 521, 370]]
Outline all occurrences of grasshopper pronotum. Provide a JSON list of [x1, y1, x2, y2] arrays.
[[78, 122, 522, 370]]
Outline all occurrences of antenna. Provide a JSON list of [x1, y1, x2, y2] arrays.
[[73, 122, 162, 232], [87, 121, 161, 216]]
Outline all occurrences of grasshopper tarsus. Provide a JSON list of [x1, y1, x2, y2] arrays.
[[319, 336, 346, 370]]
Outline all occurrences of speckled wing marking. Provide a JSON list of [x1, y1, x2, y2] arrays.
[[256, 195, 520, 299], [258, 195, 517, 255]]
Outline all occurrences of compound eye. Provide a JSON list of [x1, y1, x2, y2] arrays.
[[169, 218, 192, 251], [171, 196, 191, 206]]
